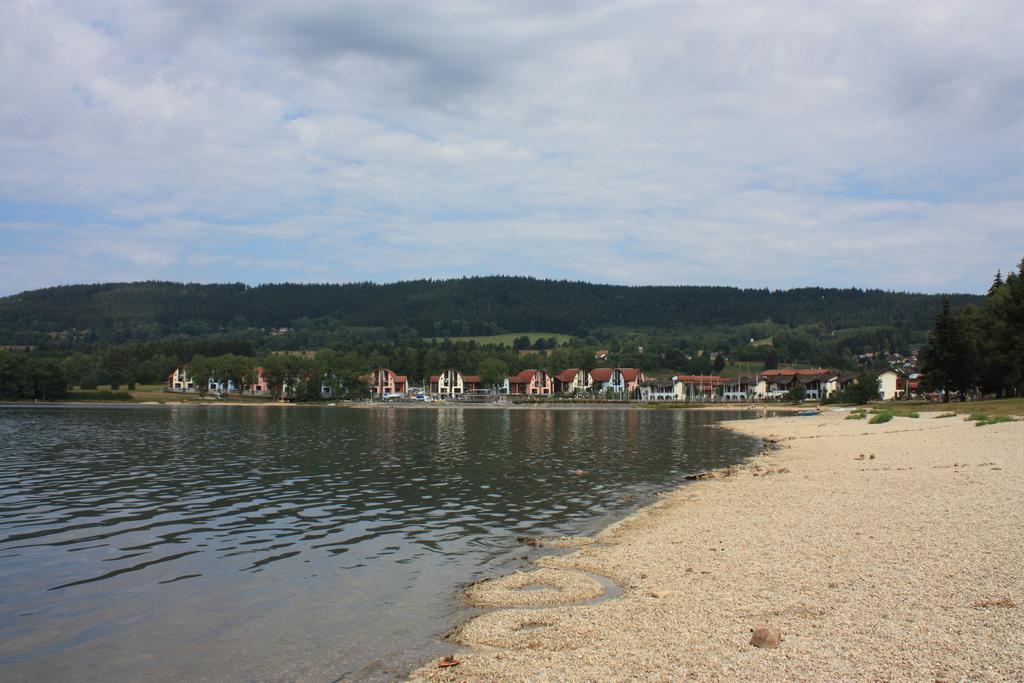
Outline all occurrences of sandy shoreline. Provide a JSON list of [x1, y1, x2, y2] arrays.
[[411, 411, 1024, 681]]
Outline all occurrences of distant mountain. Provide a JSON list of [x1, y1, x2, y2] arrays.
[[0, 277, 981, 345]]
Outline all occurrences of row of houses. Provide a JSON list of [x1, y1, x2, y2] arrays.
[[169, 364, 921, 402], [168, 366, 296, 398]]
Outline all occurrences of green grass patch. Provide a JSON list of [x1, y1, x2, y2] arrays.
[[890, 410, 919, 418], [974, 415, 1016, 427], [70, 390, 134, 402], [718, 361, 765, 378], [845, 412, 866, 420], [898, 398, 1024, 418], [934, 412, 957, 418], [967, 412, 989, 422], [868, 411, 893, 424]]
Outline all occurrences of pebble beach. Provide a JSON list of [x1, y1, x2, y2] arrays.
[[411, 410, 1024, 681]]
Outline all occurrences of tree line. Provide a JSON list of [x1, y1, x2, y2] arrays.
[[0, 277, 980, 346], [922, 259, 1024, 400]]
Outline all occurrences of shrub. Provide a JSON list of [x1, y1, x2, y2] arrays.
[[975, 415, 1015, 427], [845, 412, 866, 420], [935, 412, 957, 418], [869, 411, 893, 424]]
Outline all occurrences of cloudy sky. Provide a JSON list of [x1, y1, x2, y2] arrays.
[[2, 1, 1022, 295]]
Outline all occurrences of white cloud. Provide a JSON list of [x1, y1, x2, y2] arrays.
[[1, 0, 1022, 295]]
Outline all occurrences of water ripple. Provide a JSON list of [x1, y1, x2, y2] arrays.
[[0, 405, 760, 680]]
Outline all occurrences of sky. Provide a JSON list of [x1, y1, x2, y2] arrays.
[[2, 1, 1023, 296]]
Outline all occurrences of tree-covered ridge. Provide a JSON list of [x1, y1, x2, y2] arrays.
[[0, 277, 982, 344]]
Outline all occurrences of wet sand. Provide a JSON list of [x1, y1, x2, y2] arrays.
[[411, 411, 1024, 681]]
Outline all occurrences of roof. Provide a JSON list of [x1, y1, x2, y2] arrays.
[[590, 368, 613, 382], [618, 368, 641, 382], [463, 375, 481, 383], [508, 369, 544, 384], [556, 368, 583, 382]]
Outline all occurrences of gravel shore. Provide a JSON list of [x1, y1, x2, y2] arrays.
[[410, 410, 1024, 681]]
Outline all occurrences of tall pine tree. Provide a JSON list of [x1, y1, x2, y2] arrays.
[[921, 297, 971, 401]]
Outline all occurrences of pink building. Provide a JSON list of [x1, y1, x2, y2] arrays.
[[362, 368, 409, 397], [246, 367, 270, 395], [505, 369, 553, 395]]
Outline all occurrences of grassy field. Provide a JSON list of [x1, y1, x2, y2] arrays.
[[894, 397, 1024, 417], [427, 332, 574, 346], [718, 361, 765, 378], [67, 384, 277, 404]]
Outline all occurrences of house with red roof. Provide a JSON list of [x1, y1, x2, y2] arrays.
[[553, 368, 592, 395], [361, 368, 409, 397], [591, 367, 645, 397], [755, 368, 835, 400], [429, 369, 482, 397], [504, 369, 553, 396]]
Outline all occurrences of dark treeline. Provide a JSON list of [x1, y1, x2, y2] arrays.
[[0, 277, 981, 345], [922, 259, 1024, 400]]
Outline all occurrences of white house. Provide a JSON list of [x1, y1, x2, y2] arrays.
[[207, 378, 238, 394], [673, 375, 725, 402], [877, 369, 904, 400], [756, 369, 835, 400], [639, 378, 676, 401], [554, 369, 593, 394], [167, 367, 194, 392], [430, 369, 482, 397], [722, 376, 756, 401]]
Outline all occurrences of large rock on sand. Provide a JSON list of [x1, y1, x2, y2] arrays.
[[750, 627, 782, 648]]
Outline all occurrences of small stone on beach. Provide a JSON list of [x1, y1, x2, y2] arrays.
[[750, 627, 782, 648], [438, 655, 460, 668]]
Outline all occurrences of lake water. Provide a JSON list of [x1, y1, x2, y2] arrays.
[[0, 405, 760, 680]]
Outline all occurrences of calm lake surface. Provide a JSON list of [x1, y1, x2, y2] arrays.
[[0, 405, 760, 681]]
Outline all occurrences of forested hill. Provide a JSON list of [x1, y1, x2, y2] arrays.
[[0, 278, 980, 345]]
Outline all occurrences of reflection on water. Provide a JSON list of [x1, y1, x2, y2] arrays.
[[0, 405, 758, 681]]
